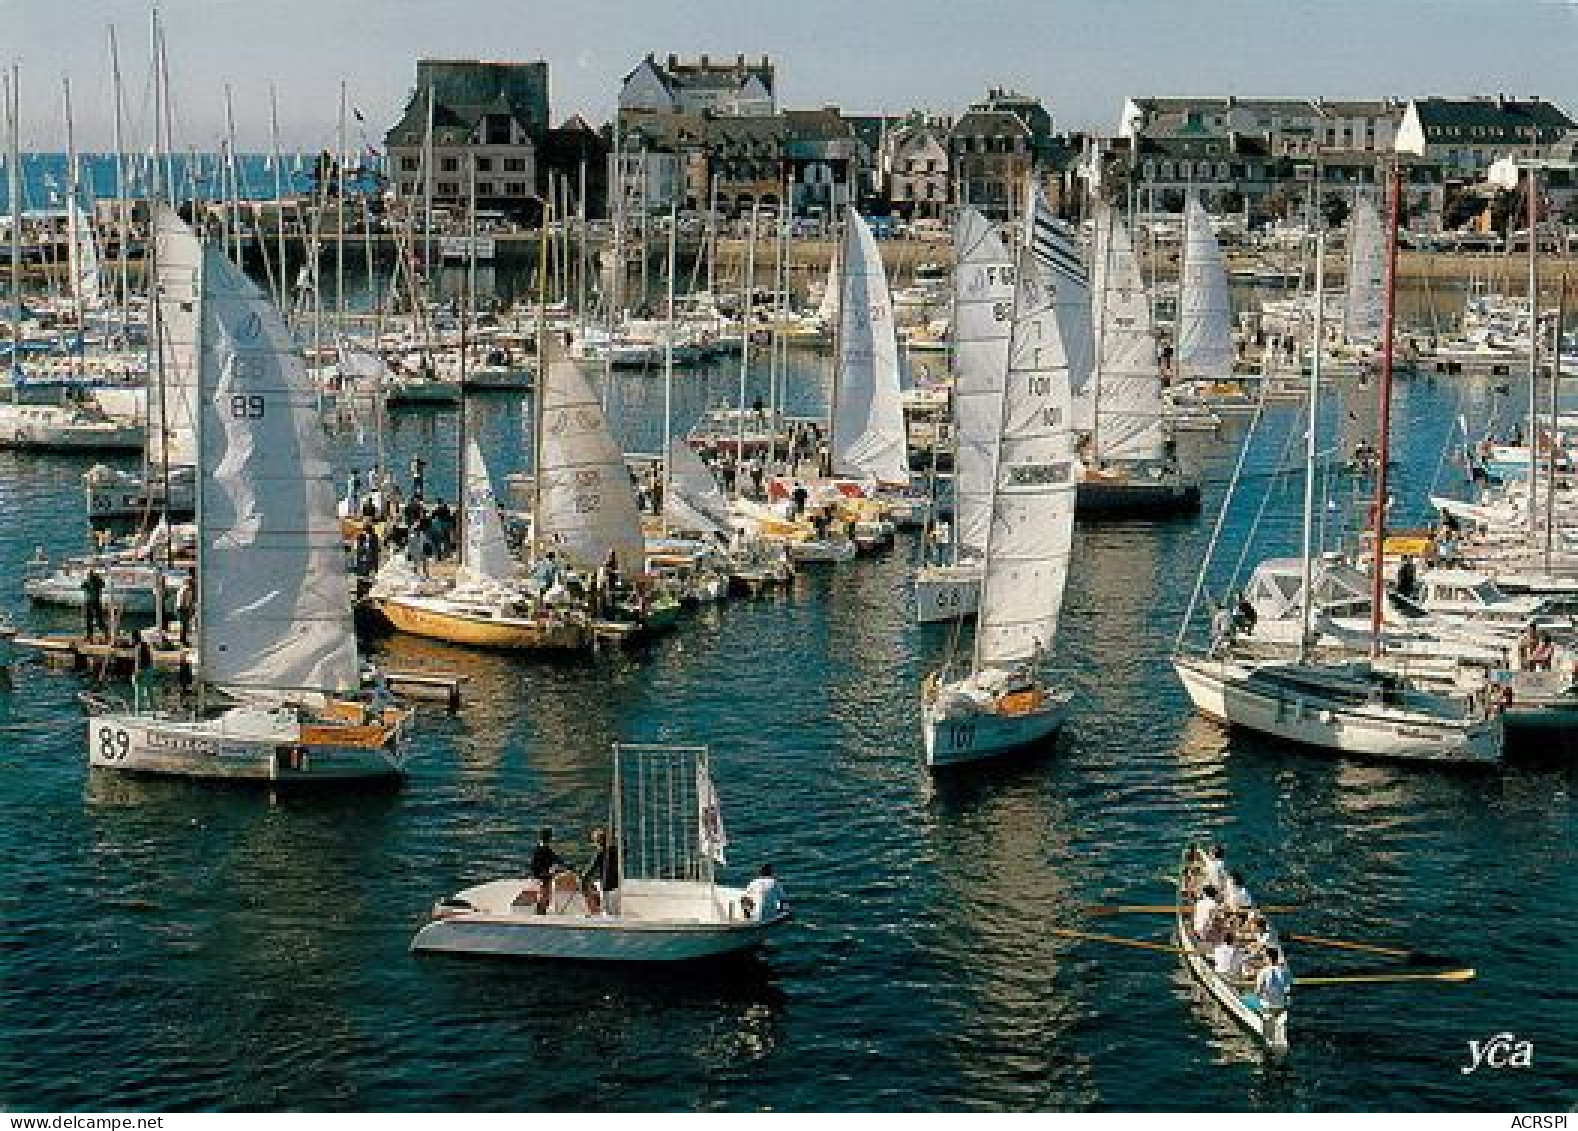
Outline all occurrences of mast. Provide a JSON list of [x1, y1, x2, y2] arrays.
[[336, 81, 348, 336], [268, 86, 287, 311], [457, 157, 475, 558], [733, 200, 760, 495], [6, 67, 20, 402], [1546, 278, 1563, 573], [1525, 164, 1539, 546], [529, 188, 553, 562], [1367, 162, 1401, 659], [661, 196, 677, 536], [1299, 231, 1327, 664], [63, 76, 86, 338]]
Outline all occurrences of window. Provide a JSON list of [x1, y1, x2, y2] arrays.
[[475, 157, 493, 172], [504, 158, 526, 172], [440, 157, 459, 172], [400, 157, 419, 172], [506, 181, 527, 195], [437, 181, 459, 196], [476, 182, 494, 196]]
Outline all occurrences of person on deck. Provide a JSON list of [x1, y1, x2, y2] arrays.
[[1224, 870, 1254, 913], [741, 863, 787, 921], [581, 827, 621, 916], [429, 499, 454, 560], [1203, 844, 1230, 891], [595, 549, 622, 618], [1396, 555, 1418, 599], [529, 550, 563, 593], [82, 568, 108, 643], [529, 827, 567, 915], [174, 574, 196, 646]]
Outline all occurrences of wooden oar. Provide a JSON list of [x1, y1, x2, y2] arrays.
[[1284, 932, 1459, 965], [1295, 968, 1476, 986], [1085, 904, 1299, 917], [1048, 927, 1193, 955]]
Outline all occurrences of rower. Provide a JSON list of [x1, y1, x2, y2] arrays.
[[1212, 931, 1246, 980], [1192, 885, 1221, 947], [1253, 947, 1291, 1044]]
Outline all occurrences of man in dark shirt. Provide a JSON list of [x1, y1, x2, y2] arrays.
[[530, 827, 565, 915], [581, 828, 621, 916], [82, 568, 108, 642]]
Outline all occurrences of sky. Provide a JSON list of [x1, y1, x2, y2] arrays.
[[2, 0, 1576, 153]]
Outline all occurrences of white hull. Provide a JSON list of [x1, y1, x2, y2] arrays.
[[914, 564, 982, 623], [787, 538, 856, 563], [1172, 654, 1502, 763], [922, 687, 1070, 768], [87, 707, 406, 782], [411, 878, 788, 961], [1177, 846, 1288, 1052]]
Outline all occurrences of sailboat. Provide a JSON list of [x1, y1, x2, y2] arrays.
[[412, 742, 790, 961], [914, 208, 1012, 623], [920, 238, 1078, 768], [1078, 202, 1200, 515], [82, 208, 410, 782], [1172, 206, 1503, 765], [370, 436, 592, 650], [1174, 194, 1237, 387]]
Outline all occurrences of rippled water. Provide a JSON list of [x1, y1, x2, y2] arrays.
[[0, 353, 1574, 1112]]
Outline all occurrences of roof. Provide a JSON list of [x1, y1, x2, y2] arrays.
[[1411, 96, 1574, 144], [385, 58, 549, 146]]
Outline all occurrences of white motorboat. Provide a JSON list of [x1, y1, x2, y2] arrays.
[[412, 743, 791, 961]]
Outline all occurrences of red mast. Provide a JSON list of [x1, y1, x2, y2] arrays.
[[1368, 163, 1403, 657]]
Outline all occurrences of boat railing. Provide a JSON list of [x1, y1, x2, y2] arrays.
[[78, 690, 128, 716]]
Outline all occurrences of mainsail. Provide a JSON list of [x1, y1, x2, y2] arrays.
[[1344, 196, 1386, 347], [149, 206, 201, 468], [535, 359, 646, 572], [950, 208, 1016, 559], [974, 244, 1077, 671], [1090, 205, 1166, 463], [1176, 195, 1236, 381], [458, 435, 516, 587], [664, 437, 732, 536], [196, 234, 359, 695], [831, 208, 910, 485], [66, 196, 102, 309], [1026, 187, 1094, 428]]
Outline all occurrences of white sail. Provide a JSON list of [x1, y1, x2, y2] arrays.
[[975, 245, 1077, 672], [664, 437, 731, 535], [1176, 196, 1235, 380], [66, 196, 102, 308], [1344, 196, 1386, 347], [196, 241, 359, 695], [831, 208, 910, 485], [815, 243, 840, 326], [458, 435, 516, 586], [951, 208, 1016, 559], [1026, 187, 1094, 430], [1090, 206, 1166, 463], [149, 206, 201, 468], [536, 359, 646, 572]]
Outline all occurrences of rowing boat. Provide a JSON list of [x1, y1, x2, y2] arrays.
[[1175, 845, 1289, 1053]]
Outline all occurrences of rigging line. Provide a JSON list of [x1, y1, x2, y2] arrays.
[[1173, 395, 1270, 653], [1226, 395, 1307, 602]]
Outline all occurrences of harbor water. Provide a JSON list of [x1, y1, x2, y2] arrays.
[[0, 345, 1574, 1111]]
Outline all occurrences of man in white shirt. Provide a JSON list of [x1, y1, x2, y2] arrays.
[[1213, 932, 1245, 979], [1204, 845, 1229, 891], [741, 864, 787, 921], [1192, 885, 1220, 944], [1225, 870, 1253, 912]]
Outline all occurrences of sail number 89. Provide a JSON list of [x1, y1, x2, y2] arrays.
[[98, 727, 130, 761], [229, 395, 266, 420]]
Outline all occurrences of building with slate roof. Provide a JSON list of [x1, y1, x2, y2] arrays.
[[619, 54, 775, 118], [385, 59, 551, 221], [950, 88, 1055, 220], [1396, 95, 1576, 177]]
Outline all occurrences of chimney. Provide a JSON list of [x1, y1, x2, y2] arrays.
[[700, 53, 710, 68], [667, 53, 678, 70], [737, 53, 745, 68]]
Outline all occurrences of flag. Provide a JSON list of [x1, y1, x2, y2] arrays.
[[697, 765, 728, 866], [353, 106, 365, 123]]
